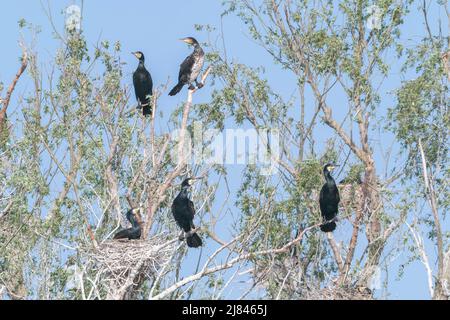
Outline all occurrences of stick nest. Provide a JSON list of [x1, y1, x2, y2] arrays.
[[305, 285, 373, 300], [82, 234, 176, 297]]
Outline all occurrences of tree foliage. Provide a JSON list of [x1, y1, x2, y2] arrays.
[[0, 0, 448, 300]]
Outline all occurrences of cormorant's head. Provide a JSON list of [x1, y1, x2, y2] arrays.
[[181, 177, 202, 188], [323, 163, 339, 175], [180, 37, 199, 46], [132, 51, 145, 62], [126, 208, 142, 225]]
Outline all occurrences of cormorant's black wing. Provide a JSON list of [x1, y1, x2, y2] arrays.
[[114, 229, 131, 240], [178, 54, 195, 84], [319, 185, 326, 217], [113, 227, 141, 240], [133, 68, 153, 104], [335, 187, 340, 204], [187, 199, 196, 221]]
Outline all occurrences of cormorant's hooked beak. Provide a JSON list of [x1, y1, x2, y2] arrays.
[[187, 177, 204, 186], [328, 164, 340, 171], [131, 52, 142, 59], [180, 37, 195, 45]]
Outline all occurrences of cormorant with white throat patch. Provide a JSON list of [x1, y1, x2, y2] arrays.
[[113, 208, 142, 240], [171, 178, 203, 248], [132, 51, 153, 116], [319, 164, 340, 233], [169, 37, 205, 96]]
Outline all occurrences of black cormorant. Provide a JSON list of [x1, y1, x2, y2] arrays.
[[319, 164, 340, 233], [171, 178, 203, 248], [113, 208, 142, 240], [168, 37, 205, 96], [132, 51, 153, 116]]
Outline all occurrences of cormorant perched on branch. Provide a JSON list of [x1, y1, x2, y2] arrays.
[[132, 51, 153, 116], [319, 164, 340, 233], [113, 208, 142, 240], [168, 37, 205, 96], [171, 178, 203, 248]]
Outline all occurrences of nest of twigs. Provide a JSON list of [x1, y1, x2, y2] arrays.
[[253, 258, 374, 300], [305, 285, 373, 300], [82, 234, 176, 299]]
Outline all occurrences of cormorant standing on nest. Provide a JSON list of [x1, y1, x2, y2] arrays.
[[168, 37, 204, 96], [132, 51, 153, 116], [319, 164, 340, 233], [171, 178, 203, 248], [113, 208, 142, 240]]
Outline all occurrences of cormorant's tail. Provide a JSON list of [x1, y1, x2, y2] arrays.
[[320, 221, 336, 233], [169, 82, 184, 96], [186, 232, 202, 248]]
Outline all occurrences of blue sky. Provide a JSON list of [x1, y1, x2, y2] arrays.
[[1, 0, 447, 299]]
